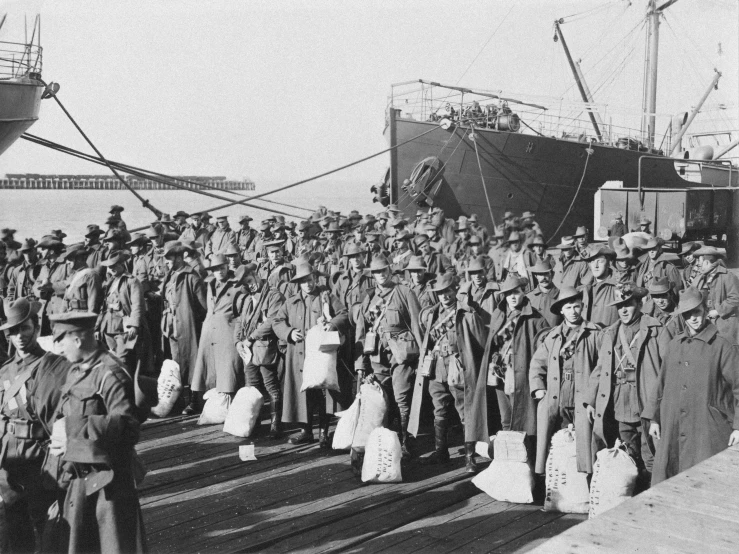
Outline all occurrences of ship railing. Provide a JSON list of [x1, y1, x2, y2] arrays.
[[0, 40, 42, 79], [637, 155, 738, 193]]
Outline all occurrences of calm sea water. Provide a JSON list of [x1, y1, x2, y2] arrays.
[[0, 183, 376, 243]]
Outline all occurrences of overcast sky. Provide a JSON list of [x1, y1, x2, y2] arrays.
[[1, 0, 737, 190]]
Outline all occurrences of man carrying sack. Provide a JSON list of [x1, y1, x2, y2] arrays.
[[417, 273, 488, 473]]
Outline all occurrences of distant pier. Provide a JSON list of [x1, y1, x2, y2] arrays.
[[0, 173, 256, 191]]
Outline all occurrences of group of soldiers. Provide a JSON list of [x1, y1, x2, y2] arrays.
[[1, 201, 739, 552]]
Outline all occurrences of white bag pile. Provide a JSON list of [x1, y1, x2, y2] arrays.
[[361, 427, 402, 483], [332, 396, 361, 450], [589, 439, 639, 518], [472, 431, 533, 504], [544, 425, 590, 513], [197, 389, 232, 425], [301, 326, 340, 392], [351, 382, 387, 451], [151, 360, 183, 418], [223, 386, 264, 438]]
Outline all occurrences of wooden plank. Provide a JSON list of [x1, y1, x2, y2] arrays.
[[489, 514, 585, 553]]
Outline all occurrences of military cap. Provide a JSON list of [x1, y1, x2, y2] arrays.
[[348, 211, 362, 220], [639, 216, 652, 225], [238, 214, 253, 224], [394, 230, 412, 242], [377, 212, 389, 221], [676, 287, 706, 314], [389, 218, 407, 228], [365, 233, 380, 243], [551, 286, 584, 315], [493, 226, 506, 239], [643, 237, 664, 250], [297, 220, 312, 232], [180, 240, 199, 255], [216, 215, 229, 221], [109, 205, 125, 214], [324, 222, 342, 233], [607, 282, 648, 307], [159, 214, 173, 223], [0, 298, 40, 331], [234, 263, 258, 282], [678, 241, 700, 256], [206, 254, 229, 270], [574, 226, 588, 238], [405, 255, 427, 272], [455, 220, 468, 232], [19, 238, 37, 252], [387, 203, 400, 213], [647, 277, 671, 296], [189, 212, 203, 219], [144, 225, 163, 239], [413, 234, 430, 247], [582, 244, 616, 261], [50, 311, 98, 341], [105, 215, 122, 227], [429, 273, 456, 293], [468, 214, 479, 223], [102, 250, 130, 267], [200, 212, 212, 221], [102, 229, 125, 243], [263, 239, 285, 251], [342, 243, 366, 258], [612, 237, 633, 260], [290, 262, 315, 282]]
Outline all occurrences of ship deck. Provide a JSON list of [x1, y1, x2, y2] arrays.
[[138, 414, 585, 553]]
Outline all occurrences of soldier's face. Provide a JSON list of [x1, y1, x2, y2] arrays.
[[299, 230, 308, 239], [409, 270, 423, 285], [576, 235, 587, 246], [8, 318, 38, 354], [648, 248, 660, 259], [561, 300, 583, 324], [165, 254, 184, 271], [244, 273, 261, 293], [419, 241, 431, 256], [268, 249, 283, 265], [439, 287, 457, 307], [227, 255, 240, 271], [214, 266, 229, 282], [652, 294, 671, 311], [58, 332, 84, 363], [700, 255, 717, 272], [509, 241, 521, 253], [533, 245, 544, 256], [469, 271, 484, 287], [617, 298, 640, 324], [299, 274, 316, 294], [505, 288, 524, 311], [372, 267, 391, 287], [589, 256, 609, 279], [563, 248, 575, 260], [471, 244, 481, 255], [536, 272, 552, 288], [684, 304, 707, 333], [0, 248, 6, 263], [349, 256, 363, 272], [218, 220, 228, 229], [191, 217, 201, 228]]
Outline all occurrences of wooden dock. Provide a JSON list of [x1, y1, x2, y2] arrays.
[[532, 445, 739, 554], [138, 415, 585, 553]]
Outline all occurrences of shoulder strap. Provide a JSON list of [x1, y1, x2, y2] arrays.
[[2, 361, 41, 409], [372, 287, 397, 332], [618, 323, 639, 367]]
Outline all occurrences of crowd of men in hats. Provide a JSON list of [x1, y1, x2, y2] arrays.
[[1, 200, 739, 552]]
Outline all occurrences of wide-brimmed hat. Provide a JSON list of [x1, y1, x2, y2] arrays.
[[174, 210, 190, 219], [49, 311, 98, 341], [324, 222, 342, 234], [206, 254, 228, 270], [405, 255, 427, 272], [234, 262, 258, 282], [1, 228, 17, 238], [521, 211, 535, 219], [468, 214, 479, 223], [109, 205, 124, 214], [101, 250, 130, 267], [455, 220, 468, 232], [0, 298, 40, 331], [528, 235, 547, 248], [387, 203, 400, 213], [390, 218, 407, 228], [643, 237, 664, 251], [582, 244, 616, 262], [555, 236, 576, 250], [465, 256, 487, 274], [413, 234, 430, 247], [612, 237, 633, 260], [506, 231, 521, 244], [574, 226, 588, 238], [377, 212, 389, 221], [503, 211, 514, 219], [498, 275, 527, 295], [607, 282, 648, 306], [369, 255, 391, 271], [290, 262, 315, 282], [678, 241, 700, 256], [342, 243, 366, 258], [200, 212, 212, 221], [693, 245, 726, 259], [468, 235, 482, 246], [145, 225, 163, 239], [238, 214, 253, 224], [676, 287, 705, 314], [83, 224, 103, 239], [59, 243, 89, 262], [429, 273, 456, 293], [163, 241, 188, 258], [224, 243, 241, 256], [126, 233, 148, 247], [639, 216, 652, 225], [297, 220, 312, 232], [551, 286, 584, 315], [647, 277, 672, 296], [37, 236, 65, 251], [528, 259, 554, 274], [19, 238, 37, 252], [394, 230, 412, 243], [51, 229, 67, 240]]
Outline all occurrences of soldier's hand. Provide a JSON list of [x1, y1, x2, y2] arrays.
[[50, 418, 67, 458], [649, 422, 661, 441], [708, 309, 720, 320], [290, 329, 304, 343], [586, 405, 595, 422], [729, 430, 739, 447], [127, 326, 139, 341]]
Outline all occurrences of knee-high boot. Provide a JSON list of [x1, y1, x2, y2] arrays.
[[421, 419, 450, 465], [269, 394, 283, 439]]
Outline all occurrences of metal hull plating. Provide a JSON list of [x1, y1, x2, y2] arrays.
[[0, 78, 44, 158], [387, 114, 697, 240]]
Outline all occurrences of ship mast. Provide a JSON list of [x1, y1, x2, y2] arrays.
[[643, 0, 678, 150], [554, 19, 603, 141]]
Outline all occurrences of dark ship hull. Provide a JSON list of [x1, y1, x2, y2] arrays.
[[0, 76, 44, 158], [385, 109, 700, 241]]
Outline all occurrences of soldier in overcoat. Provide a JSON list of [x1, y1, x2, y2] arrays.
[[61, 244, 103, 314], [690, 246, 739, 344], [458, 256, 497, 326], [205, 215, 237, 260], [529, 286, 601, 474], [272, 262, 350, 447], [645, 287, 739, 485], [552, 236, 591, 290], [580, 244, 620, 328], [525, 259, 561, 328]]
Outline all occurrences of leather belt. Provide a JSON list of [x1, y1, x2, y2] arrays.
[[2, 418, 46, 440]]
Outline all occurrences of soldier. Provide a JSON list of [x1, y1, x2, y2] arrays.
[[520, 211, 541, 245], [525, 234, 553, 269], [172, 210, 188, 235], [201, 212, 216, 235], [333, 244, 374, 322], [234, 214, 257, 262], [97, 251, 151, 376], [160, 241, 207, 414], [0, 299, 70, 552], [446, 218, 469, 262], [637, 237, 682, 293], [501, 231, 528, 281], [127, 233, 153, 292], [7, 239, 41, 302], [34, 236, 72, 333], [484, 275, 549, 438], [321, 223, 343, 274], [183, 240, 208, 279], [608, 212, 628, 239], [637, 216, 652, 235], [179, 212, 210, 254], [414, 234, 454, 275], [205, 215, 237, 259], [526, 259, 562, 328], [356, 256, 424, 458], [553, 236, 591, 290], [573, 226, 589, 258], [61, 244, 103, 314], [677, 241, 700, 288], [273, 263, 350, 447], [646, 287, 739, 485], [402, 255, 438, 310], [690, 245, 739, 344], [47, 311, 146, 553], [191, 255, 244, 406], [487, 227, 507, 280], [580, 244, 620, 328], [611, 237, 641, 283], [418, 273, 488, 472], [83, 225, 107, 269], [529, 286, 600, 475], [586, 283, 662, 485], [224, 243, 243, 273], [1, 228, 21, 257], [258, 240, 294, 294], [643, 277, 685, 350], [234, 263, 286, 438], [458, 256, 497, 325], [389, 231, 414, 274], [294, 221, 318, 257], [467, 213, 489, 242]]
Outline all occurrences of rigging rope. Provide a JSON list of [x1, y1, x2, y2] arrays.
[[469, 125, 497, 230], [548, 147, 593, 240]]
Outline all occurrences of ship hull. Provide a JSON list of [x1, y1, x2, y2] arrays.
[[0, 78, 44, 158], [386, 115, 695, 240]]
